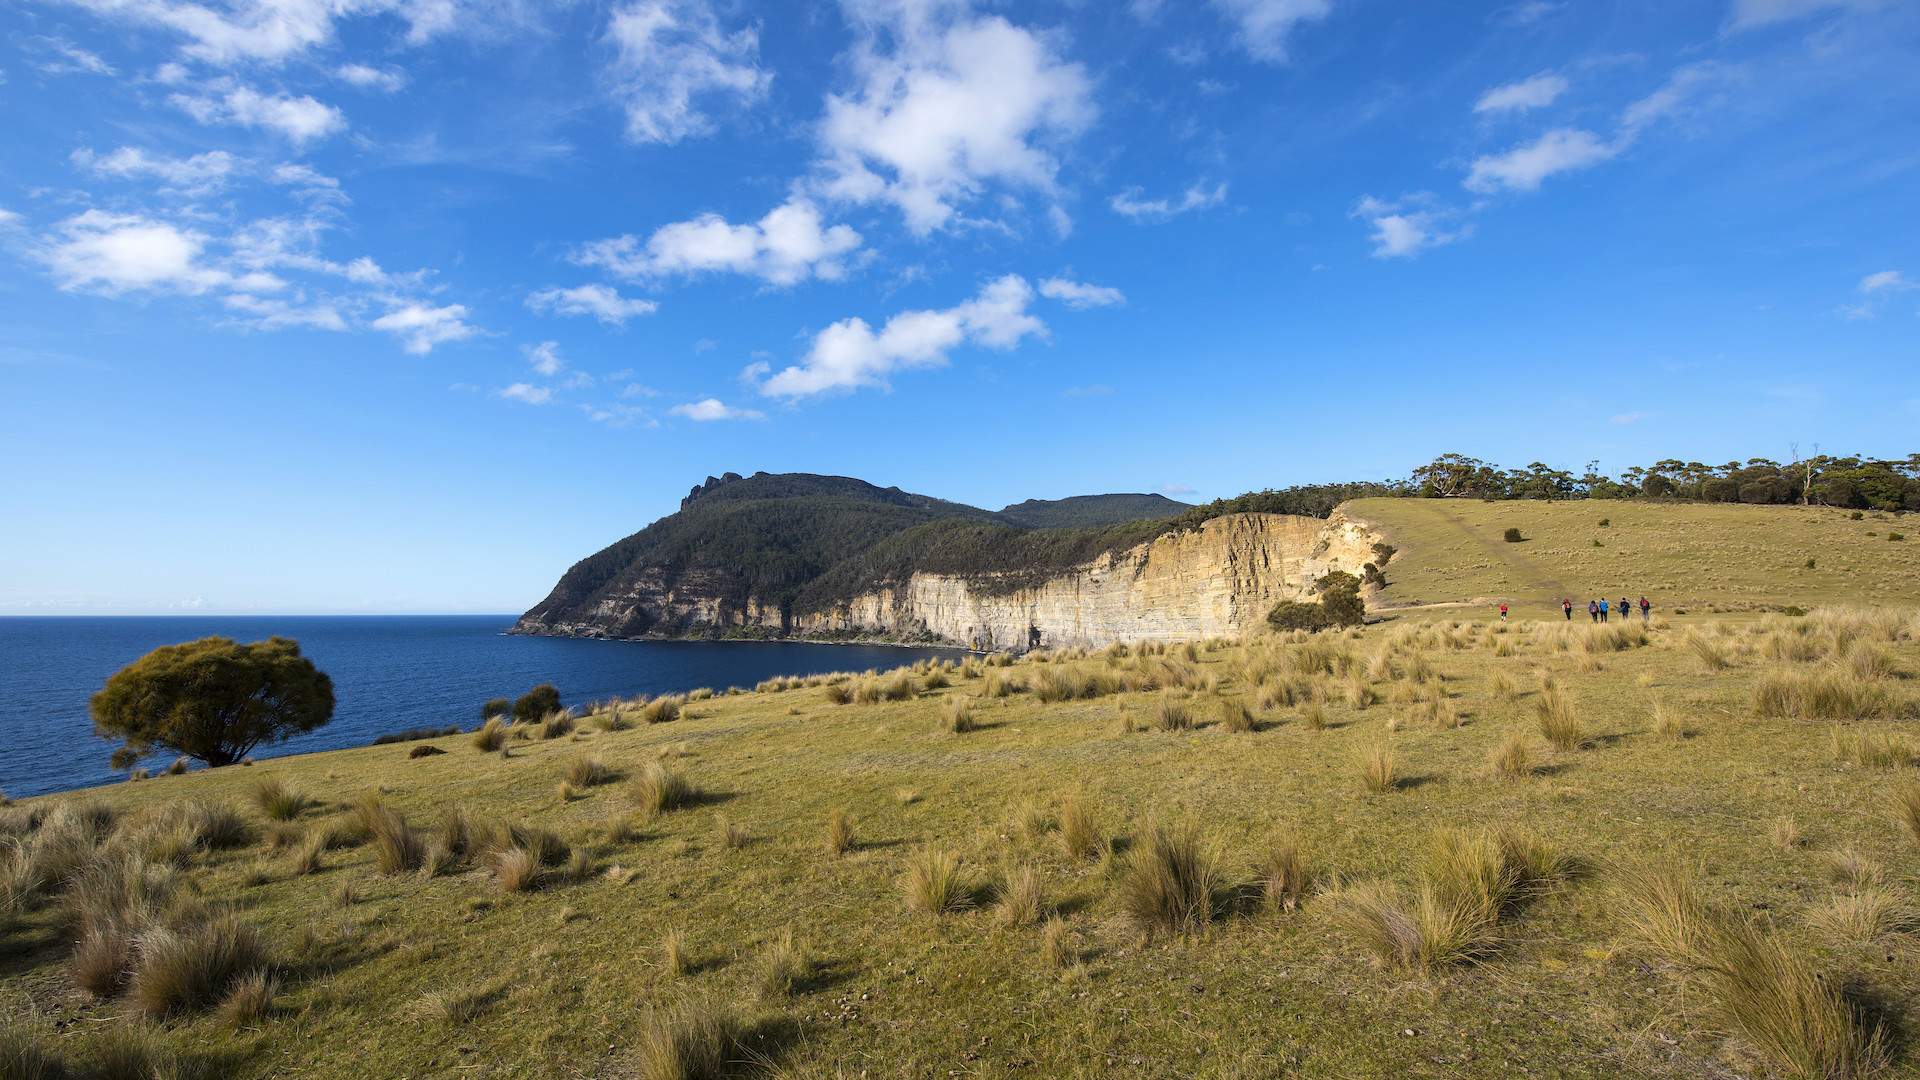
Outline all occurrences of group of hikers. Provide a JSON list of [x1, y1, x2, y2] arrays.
[[1493, 596, 1652, 623]]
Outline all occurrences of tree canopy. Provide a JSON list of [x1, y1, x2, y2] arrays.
[[90, 636, 334, 768]]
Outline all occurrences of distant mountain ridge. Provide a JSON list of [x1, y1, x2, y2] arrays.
[[515, 471, 1193, 640]]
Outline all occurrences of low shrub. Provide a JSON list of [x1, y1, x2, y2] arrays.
[[1502, 527, 1524, 543]]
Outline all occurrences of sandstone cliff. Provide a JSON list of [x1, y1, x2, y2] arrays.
[[518, 510, 1382, 649]]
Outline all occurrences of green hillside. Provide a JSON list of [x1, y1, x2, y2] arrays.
[[1350, 497, 1920, 613]]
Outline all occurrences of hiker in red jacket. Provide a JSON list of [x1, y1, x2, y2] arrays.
[[1639, 596, 1652, 624], [1498, 602, 1509, 622], [1561, 598, 1573, 621]]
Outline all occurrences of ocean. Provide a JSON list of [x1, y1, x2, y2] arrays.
[[0, 616, 963, 799]]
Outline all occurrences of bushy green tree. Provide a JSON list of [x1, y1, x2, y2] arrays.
[[90, 636, 334, 768], [1268, 572, 1366, 633], [512, 683, 563, 722], [481, 697, 511, 721]]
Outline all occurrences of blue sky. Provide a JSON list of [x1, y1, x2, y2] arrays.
[[2, 0, 1916, 614]]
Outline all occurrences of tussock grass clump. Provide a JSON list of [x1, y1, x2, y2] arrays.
[[490, 847, 542, 892], [994, 864, 1044, 927], [1616, 860, 1885, 1080], [1057, 793, 1102, 861], [354, 798, 424, 876], [634, 999, 747, 1080], [757, 928, 807, 999], [1261, 830, 1310, 912], [127, 913, 271, 1018], [564, 756, 613, 788], [1040, 918, 1076, 969], [1808, 887, 1919, 944], [824, 683, 855, 705], [1826, 847, 1886, 890], [661, 929, 690, 977], [1653, 704, 1688, 741], [824, 810, 854, 857], [538, 711, 575, 740], [250, 779, 309, 822], [1753, 667, 1908, 721], [1116, 820, 1219, 938], [941, 698, 976, 734], [1334, 827, 1571, 973], [1488, 671, 1517, 701], [1770, 815, 1804, 851], [0, 1020, 66, 1079], [1216, 697, 1255, 733], [880, 670, 918, 702], [289, 833, 326, 876], [1686, 630, 1730, 671], [1892, 779, 1920, 847], [1830, 727, 1913, 769], [1152, 695, 1192, 733], [471, 717, 507, 752], [219, 969, 277, 1028], [714, 816, 750, 851], [631, 763, 697, 817], [1535, 686, 1584, 751], [413, 982, 501, 1027], [903, 848, 971, 916], [1487, 732, 1532, 781], [1359, 741, 1397, 793], [983, 672, 1022, 699], [1301, 702, 1329, 731], [640, 696, 683, 724]]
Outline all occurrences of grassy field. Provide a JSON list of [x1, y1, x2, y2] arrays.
[[6, 505, 1920, 1079], [1348, 497, 1920, 613]]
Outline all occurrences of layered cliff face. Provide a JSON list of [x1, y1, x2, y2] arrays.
[[786, 512, 1380, 649], [518, 510, 1382, 648]]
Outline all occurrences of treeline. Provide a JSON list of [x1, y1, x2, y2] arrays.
[[1406, 453, 1920, 511]]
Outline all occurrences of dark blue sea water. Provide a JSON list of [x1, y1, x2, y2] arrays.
[[0, 616, 961, 799]]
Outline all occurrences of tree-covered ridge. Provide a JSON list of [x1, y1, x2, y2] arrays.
[[997, 493, 1193, 529], [1408, 453, 1920, 510]]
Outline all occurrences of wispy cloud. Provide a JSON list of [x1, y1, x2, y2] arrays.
[[1039, 277, 1125, 309], [669, 397, 764, 421], [603, 0, 771, 144], [1474, 72, 1568, 115], [1109, 182, 1227, 222]]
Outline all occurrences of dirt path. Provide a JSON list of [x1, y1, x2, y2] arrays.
[[1415, 500, 1571, 604]]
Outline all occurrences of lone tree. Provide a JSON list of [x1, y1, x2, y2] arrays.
[[91, 636, 334, 769], [512, 683, 563, 723]]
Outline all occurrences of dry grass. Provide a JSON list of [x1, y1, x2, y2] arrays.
[[1040, 917, 1076, 969], [903, 848, 970, 916], [1830, 727, 1913, 769], [1753, 666, 1909, 721], [941, 698, 976, 734], [471, 718, 507, 752], [661, 929, 690, 977], [250, 779, 309, 822], [127, 913, 271, 1018], [1653, 704, 1688, 741], [564, 756, 614, 788], [1260, 830, 1309, 912], [994, 864, 1044, 927], [1893, 779, 1920, 847], [824, 810, 854, 857], [1216, 697, 1255, 733], [1152, 695, 1192, 733], [757, 928, 807, 999], [354, 798, 424, 876], [1115, 820, 1218, 938], [1535, 686, 1584, 751], [631, 762, 697, 817], [1056, 793, 1102, 861], [1486, 732, 1532, 781], [1359, 741, 1397, 793], [1807, 886, 1919, 944], [1771, 815, 1805, 851], [219, 969, 277, 1028], [634, 999, 746, 1080]]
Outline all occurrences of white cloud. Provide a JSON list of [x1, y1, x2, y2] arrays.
[[1860, 270, 1915, 293], [523, 340, 564, 376], [603, 0, 770, 144], [526, 283, 659, 325], [221, 291, 348, 330], [171, 82, 346, 143], [1492, 2, 1562, 26], [815, 6, 1095, 235], [1208, 0, 1333, 63], [1617, 62, 1736, 141], [759, 274, 1044, 398], [575, 196, 862, 286], [670, 397, 764, 421], [582, 402, 653, 427], [371, 302, 477, 354], [1109, 182, 1227, 221], [1474, 72, 1568, 114], [71, 147, 239, 193], [497, 382, 555, 405], [62, 0, 469, 65], [0, 209, 20, 228], [1727, 0, 1875, 30], [33, 36, 116, 76], [1038, 277, 1125, 309], [1351, 194, 1469, 258], [335, 63, 406, 91], [39, 211, 231, 294], [1464, 128, 1616, 194], [270, 163, 348, 204]]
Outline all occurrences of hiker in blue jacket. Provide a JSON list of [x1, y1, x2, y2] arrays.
[[1599, 598, 1610, 622]]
